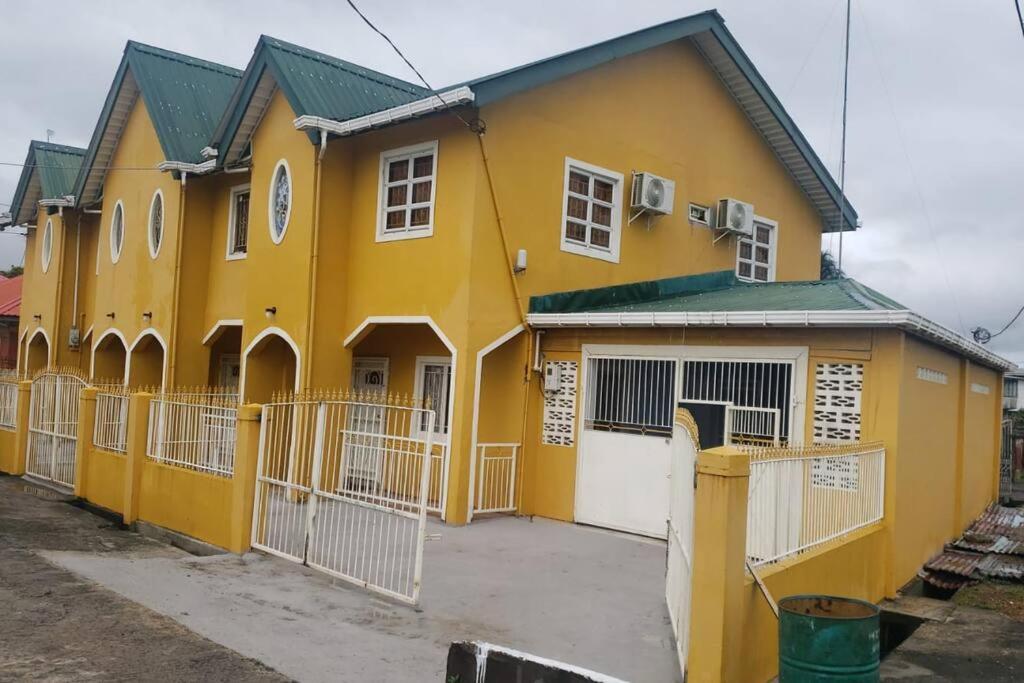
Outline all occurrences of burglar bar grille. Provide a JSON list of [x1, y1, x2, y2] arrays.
[[584, 357, 676, 437], [680, 359, 793, 444]]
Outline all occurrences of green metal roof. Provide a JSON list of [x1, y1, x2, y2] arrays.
[[8, 141, 86, 225], [214, 35, 427, 162], [74, 41, 242, 204], [529, 271, 906, 314]]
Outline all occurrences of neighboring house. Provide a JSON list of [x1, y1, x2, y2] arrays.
[[1004, 369, 1024, 411], [0, 275, 22, 369], [1, 9, 1009, 612]]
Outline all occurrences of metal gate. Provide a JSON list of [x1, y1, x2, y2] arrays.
[[665, 410, 698, 677], [26, 370, 88, 489], [251, 397, 436, 605]]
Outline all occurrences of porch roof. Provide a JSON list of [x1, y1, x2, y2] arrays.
[[527, 271, 1015, 372]]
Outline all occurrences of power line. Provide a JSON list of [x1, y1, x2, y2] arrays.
[[836, 0, 851, 270], [1015, 0, 1024, 39], [0, 161, 161, 172]]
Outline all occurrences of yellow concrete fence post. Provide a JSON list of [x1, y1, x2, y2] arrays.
[[229, 403, 263, 554], [122, 392, 153, 525], [73, 387, 98, 498], [10, 380, 32, 475], [686, 445, 751, 683]]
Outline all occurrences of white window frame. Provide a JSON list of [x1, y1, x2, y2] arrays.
[[41, 218, 53, 273], [226, 183, 251, 260], [412, 355, 452, 444], [110, 199, 125, 264], [375, 140, 439, 243], [267, 159, 291, 245], [736, 216, 777, 283], [560, 157, 623, 264], [148, 189, 164, 260]]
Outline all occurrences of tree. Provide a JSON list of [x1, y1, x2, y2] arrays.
[[820, 251, 844, 280], [1, 265, 22, 278]]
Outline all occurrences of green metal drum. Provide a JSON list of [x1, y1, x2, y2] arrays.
[[778, 595, 880, 682]]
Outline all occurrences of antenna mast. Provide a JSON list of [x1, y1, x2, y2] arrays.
[[837, 0, 852, 270]]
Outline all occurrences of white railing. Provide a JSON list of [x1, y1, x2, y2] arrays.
[[93, 391, 129, 453], [0, 380, 17, 429], [474, 443, 518, 514], [745, 441, 885, 567], [726, 405, 781, 447], [147, 395, 238, 476]]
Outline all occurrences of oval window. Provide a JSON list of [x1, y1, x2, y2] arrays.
[[41, 219, 53, 273], [110, 201, 125, 263], [268, 160, 291, 244], [148, 190, 163, 259]]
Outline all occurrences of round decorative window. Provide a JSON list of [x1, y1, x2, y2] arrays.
[[268, 160, 291, 244], [148, 190, 163, 259], [110, 201, 125, 263], [41, 219, 53, 273]]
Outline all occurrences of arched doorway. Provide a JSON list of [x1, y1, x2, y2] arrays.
[[24, 328, 51, 375], [241, 327, 299, 403], [203, 321, 242, 394], [128, 329, 167, 389], [92, 329, 128, 384]]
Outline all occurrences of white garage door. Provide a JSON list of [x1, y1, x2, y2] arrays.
[[576, 355, 676, 539]]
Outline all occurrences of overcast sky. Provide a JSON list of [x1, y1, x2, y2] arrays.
[[2, 1, 1023, 362]]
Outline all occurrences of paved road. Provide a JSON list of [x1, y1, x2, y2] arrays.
[[0, 475, 287, 682]]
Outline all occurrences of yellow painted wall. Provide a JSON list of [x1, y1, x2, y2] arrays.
[[0, 427, 16, 473], [962, 363, 999, 526], [137, 461, 234, 549], [736, 525, 888, 682], [91, 98, 180, 381], [81, 447, 126, 514]]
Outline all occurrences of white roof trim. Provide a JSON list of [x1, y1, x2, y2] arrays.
[[157, 159, 217, 174], [526, 309, 1014, 371], [293, 86, 475, 137]]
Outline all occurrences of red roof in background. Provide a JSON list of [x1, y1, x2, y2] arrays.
[[0, 275, 22, 317]]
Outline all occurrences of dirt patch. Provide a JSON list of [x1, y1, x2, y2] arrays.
[[954, 582, 1024, 622], [0, 476, 289, 681]]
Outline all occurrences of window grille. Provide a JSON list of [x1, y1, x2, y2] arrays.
[[230, 188, 249, 255], [584, 357, 676, 437]]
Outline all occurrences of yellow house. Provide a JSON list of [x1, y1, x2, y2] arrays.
[[2, 9, 1010, 606]]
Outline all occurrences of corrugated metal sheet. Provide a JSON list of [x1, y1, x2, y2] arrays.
[[922, 505, 1024, 589], [9, 142, 85, 225], [528, 271, 905, 315], [0, 275, 22, 317]]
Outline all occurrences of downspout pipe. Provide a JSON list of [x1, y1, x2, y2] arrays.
[[302, 129, 327, 390], [168, 171, 187, 385]]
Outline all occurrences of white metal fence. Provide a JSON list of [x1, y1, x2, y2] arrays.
[[93, 391, 129, 453], [666, 410, 699, 677], [745, 441, 885, 567], [0, 380, 17, 429], [147, 394, 238, 476], [252, 395, 436, 605], [473, 443, 518, 514]]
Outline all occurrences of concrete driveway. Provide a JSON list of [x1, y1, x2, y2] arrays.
[[28, 489, 679, 682]]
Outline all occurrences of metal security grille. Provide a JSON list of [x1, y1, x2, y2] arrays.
[[147, 395, 238, 477], [0, 379, 17, 429], [94, 391, 130, 453], [252, 397, 436, 605], [679, 359, 794, 445], [584, 357, 677, 437], [27, 371, 87, 489]]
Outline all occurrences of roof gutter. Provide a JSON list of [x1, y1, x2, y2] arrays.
[[157, 159, 217, 174], [38, 196, 76, 208], [293, 86, 475, 137], [526, 309, 1015, 371]]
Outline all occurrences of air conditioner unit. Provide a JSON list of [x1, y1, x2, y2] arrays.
[[714, 198, 754, 237], [631, 172, 675, 216]]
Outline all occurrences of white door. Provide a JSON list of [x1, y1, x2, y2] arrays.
[[576, 355, 676, 539], [345, 358, 389, 488]]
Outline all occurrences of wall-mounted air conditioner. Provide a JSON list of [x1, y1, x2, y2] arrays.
[[630, 172, 675, 216], [714, 198, 754, 237]]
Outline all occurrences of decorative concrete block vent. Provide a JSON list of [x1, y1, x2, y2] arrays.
[[446, 641, 627, 683]]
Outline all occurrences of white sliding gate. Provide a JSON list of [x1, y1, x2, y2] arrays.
[[251, 398, 436, 605], [26, 370, 87, 489]]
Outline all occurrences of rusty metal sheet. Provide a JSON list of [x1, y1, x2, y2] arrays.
[[920, 568, 974, 591], [977, 553, 1024, 580], [925, 548, 984, 578]]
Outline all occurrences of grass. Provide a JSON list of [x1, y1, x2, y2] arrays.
[[954, 582, 1024, 621]]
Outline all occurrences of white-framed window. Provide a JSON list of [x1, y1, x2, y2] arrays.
[[736, 217, 776, 283], [560, 158, 623, 263], [376, 140, 438, 242], [413, 356, 451, 443], [148, 189, 164, 259], [268, 159, 291, 244], [110, 200, 125, 264], [226, 184, 250, 259], [41, 218, 53, 273]]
